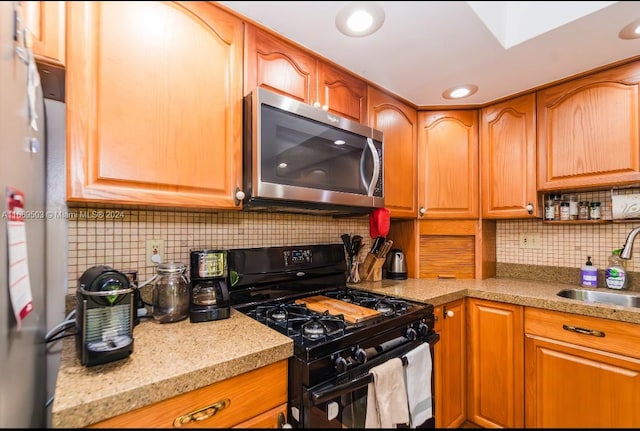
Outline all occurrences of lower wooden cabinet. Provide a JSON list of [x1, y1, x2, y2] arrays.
[[232, 403, 287, 428], [524, 308, 640, 428], [87, 360, 288, 428], [467, 298, 524, 428], [434, 299, 467, 428]]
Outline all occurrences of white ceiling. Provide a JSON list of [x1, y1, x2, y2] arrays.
[[218, 1, 640, 106]]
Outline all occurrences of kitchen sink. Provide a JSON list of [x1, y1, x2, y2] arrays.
[[556, 288, 640, 308]]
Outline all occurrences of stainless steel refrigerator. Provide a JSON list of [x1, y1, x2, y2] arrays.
[[0, 2, 67, 427]]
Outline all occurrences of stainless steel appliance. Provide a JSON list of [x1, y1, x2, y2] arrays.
[[242, 87, 384, 215], [189, 249, 230, 322], [75, 265, 135, 367], [1, 3, 68, 426], [228, 244, 439, 428], [385, 248, 408, 280]]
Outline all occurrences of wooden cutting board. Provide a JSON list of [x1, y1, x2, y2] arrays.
[[294, 295, 382, 323]]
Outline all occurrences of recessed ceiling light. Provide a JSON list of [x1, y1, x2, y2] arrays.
[[336, 2, 385, 37], [442, 84, 479, 100], [619, 18, 640, 39]]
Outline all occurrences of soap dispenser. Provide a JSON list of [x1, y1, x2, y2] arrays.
[[580, 256, 598, 288]]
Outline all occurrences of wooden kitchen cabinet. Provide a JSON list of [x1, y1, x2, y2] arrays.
[[66, 1, 244, 209], [467, 298, 524, 428], [524, 307, 640, 428], [368, 87, 418, 218], [434, 299, 467, 429], [417, 110, 479, 219], [537, 59, 640, 191], [87, 360, 288, 428], [481, 93, 539, 219], [244, 24, 368, 124], [22, 1, 65, 67]]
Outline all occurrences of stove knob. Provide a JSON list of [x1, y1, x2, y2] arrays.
[[334, 356, 349, 373], [353, 347, 367, 364], [416, 322, 429, 336], [404, 327, 417, 341]]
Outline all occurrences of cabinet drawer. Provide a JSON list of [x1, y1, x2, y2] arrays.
[[88, 360, 288, 428], [525, 308, 640, 359]]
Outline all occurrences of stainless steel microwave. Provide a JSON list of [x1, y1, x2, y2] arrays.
[[242, 88, 384, 215]]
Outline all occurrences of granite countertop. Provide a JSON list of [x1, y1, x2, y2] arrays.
[[50, 309, 293, 428], [52, 277, 640, 428], [352, 277, 640, 324]]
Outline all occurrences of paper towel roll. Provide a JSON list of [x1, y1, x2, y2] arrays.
[[612, 193, 640, 220]]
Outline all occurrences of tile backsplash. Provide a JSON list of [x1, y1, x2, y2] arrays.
[[66, 188, 640, 287]]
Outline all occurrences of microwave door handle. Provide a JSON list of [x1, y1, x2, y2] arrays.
[[360, 138, 380, 196]]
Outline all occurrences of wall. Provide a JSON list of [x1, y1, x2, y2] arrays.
[[67, 208, 372, 285], [66, 190, 640, 288]]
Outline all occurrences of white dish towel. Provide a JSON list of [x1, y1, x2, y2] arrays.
[[403, 343, 433, 427], [365, 357, 410, 428]]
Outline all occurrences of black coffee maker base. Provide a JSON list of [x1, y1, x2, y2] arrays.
[[189, 306, 231, 323]]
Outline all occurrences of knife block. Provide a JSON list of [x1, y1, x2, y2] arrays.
[[359, 253, 386, 281]]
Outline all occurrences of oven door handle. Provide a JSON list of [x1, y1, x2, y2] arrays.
[[310, 373, 373, 405]]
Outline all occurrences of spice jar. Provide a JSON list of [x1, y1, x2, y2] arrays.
[[578, 201, 590, 220], [589, 201, 601, 220], [568, 194, 578, 220], [560, 202, 570, 220], [545, 198, 555, 220]]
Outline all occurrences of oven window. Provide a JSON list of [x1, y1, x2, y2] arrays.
[[308, 385, 368, 428]]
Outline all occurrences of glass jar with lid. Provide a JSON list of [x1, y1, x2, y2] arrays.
[[140, 262, 190, 323], [590, 201, 601, 220]]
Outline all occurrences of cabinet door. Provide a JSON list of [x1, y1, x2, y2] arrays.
[[244, 24, 316, 103], [417, 110, 479, 218], [67, 1, 244, 209], [525, 335, 640, 428], [88, 360, 288, 428], [232, 403, 287, 428], [467, 298, 524, 428], [23, 1, 65, 66], [537, 60, 640, 190], [317, 62, 368, 124], [368, 87, 417, 218], [481, 93, 538, 218], [434, 299, 467, 428]]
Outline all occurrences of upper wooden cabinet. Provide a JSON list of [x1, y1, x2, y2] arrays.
[[23, 1, 65, 66], [417, 110, 479, 219], [244, 24, 368, 124], [537, 60, 640, 191], [368, 87, 417, 218], [66, 1, 244, 209], [481, 93, 539, 219]]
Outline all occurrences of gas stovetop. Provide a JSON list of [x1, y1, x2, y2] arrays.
[[227, 244, 434, 361]]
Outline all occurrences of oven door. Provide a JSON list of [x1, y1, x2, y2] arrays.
[[301, 333, 439, 428]]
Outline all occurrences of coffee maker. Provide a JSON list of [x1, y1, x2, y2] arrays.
[[75, 265, 135, 367], [189, 249, 231, 323]]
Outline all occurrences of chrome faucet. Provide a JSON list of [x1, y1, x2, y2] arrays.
[[620, 226, 640, 259]]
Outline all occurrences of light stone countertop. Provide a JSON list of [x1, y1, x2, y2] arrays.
[[52, 277, 640, 428], [50, 309, 293, 428], [352, 277, 640, 324]]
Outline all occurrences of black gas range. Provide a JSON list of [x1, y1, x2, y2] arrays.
[[228, 244, 438, 428]]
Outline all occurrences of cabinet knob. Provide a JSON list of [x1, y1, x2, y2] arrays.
[[446, 310, 454, 318], [313, 101, 321, 108], [234, 188, 245, 206], [321, 104, 329, 111], [419, 207, 426, 216], [526, 202, 534, 214]]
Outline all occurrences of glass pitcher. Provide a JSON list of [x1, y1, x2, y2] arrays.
[[140, 262, 189, 323]]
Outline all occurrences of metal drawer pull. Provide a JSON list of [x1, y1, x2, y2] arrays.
[[173, 398, 230, 427], [562, 324, 605, 338]]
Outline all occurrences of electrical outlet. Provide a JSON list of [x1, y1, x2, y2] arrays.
[[146, 239, 165, 265], [519, 232, 541, 249]]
